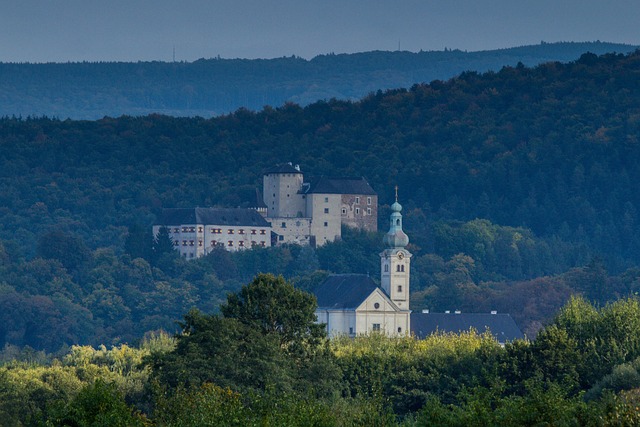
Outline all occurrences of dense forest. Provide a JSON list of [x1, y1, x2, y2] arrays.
[[2, 48, 640, 424], [0, 41, 637, 119], [3, 276, 640, 425], [1, 50, 640, 353]]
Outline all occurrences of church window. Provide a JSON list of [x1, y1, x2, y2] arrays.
[[367, 197, 372, 205], [355, 197, 360, 204], [396, 265, 401, 272], [374, 302, 380, 309], [372, 323, 381, 332], [398, 285, 402, 292], [401, 265, 405, 272]]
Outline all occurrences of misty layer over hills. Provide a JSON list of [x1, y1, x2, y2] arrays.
[[0, 41, 637, 119]]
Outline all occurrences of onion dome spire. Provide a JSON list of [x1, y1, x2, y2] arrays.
[[383, 186, 409, 248]]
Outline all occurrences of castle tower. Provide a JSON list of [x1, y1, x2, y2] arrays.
[[263, 163, 305, 218], [380, 187, 411, 310]]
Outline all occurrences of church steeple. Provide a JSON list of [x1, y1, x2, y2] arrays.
[[383, 186, 409, 249], [380, 188, 411, 310]]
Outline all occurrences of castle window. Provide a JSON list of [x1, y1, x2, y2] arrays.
[[251, 229, 256, 235], [228, 241, 233, 247], [372, 323, 381, 332], [182, 227, 188, 232], [182, 240, 187, 246], [174, 241, 180, 246], [367, 197, 372, 205], [367, 208, 372, 215], [398, 285, 402, 292], [355, 197, 360, 204], [398, 327, 402, 333], [198, 227, 203, 233], [173, 227, 179, 233], [189, 240, 194, 246], [324, 208, 329, 214], [190, 227, 195, 232], [228, 229, 234, 234], [260, 241, 266, 247], [198, 240, 203, 247], [396, 219, 400, 226], [239, 241, 245, 247], [211, 241, 216, 246], [281, 222, 286, 228], [341, 208, 346, 215], [384, 264, 389, 272], [324, 197, 329, 203], [260, 230, 266, 235], [396, 265, 401, 272], [401, 265, 405, 272], [356, 208, 360, 214], [279, 235, 284, 241], [239, 229, 245, 235], [349, 327, 354, 335], [324, 222, 328, 227]]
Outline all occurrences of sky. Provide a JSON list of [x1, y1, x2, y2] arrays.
[[2, 0, 639, 63]]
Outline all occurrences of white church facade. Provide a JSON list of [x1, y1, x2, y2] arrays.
[[314, 192, 411, 337]]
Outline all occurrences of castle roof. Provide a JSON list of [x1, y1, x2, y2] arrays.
[[264, 163, 302, 174], [304, 176, 376, 195], [411, 312, 524, 343], [314, 274, 381, 309], [156, 207, 270, 227]]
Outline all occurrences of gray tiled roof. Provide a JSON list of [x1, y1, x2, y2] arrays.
[[304, 177, 376, 195], [156, 208, 270, 227], [314, 274, 380, 309], [411, 312, 524, 343]]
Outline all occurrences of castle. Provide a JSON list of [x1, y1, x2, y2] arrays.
[[153, 163, 378, 258]]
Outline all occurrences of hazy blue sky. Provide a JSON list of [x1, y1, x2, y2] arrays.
[[2, 0, 639, 62]]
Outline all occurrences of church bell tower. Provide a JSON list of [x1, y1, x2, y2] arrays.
[[380, 187, 411, 310]]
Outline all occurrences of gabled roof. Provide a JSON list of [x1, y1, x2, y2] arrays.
[[314, 274, 380, 309], [303, 177, 376, 195], [264, 163, 302, 174], [156, 208, 270, 227], [411, 312, 524, 343]]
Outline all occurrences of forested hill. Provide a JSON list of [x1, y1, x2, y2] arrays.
[[2, 51, 640, 350], [1, 41, 637, 119]]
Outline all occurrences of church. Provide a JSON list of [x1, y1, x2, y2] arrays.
[[314, 191, 524, 343]]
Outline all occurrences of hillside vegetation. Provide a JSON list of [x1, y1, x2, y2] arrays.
[[0, 41, 637, 119], [1, 50, 640, 350]]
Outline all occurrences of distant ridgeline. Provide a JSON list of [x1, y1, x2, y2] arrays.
[[0, 41, 637, 119]]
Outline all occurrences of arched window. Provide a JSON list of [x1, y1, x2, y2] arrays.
[[396, 265, 401, 272], [401, 265, 405, 272], [396, 219, 400, 226], [384, 264, 389, 272]]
